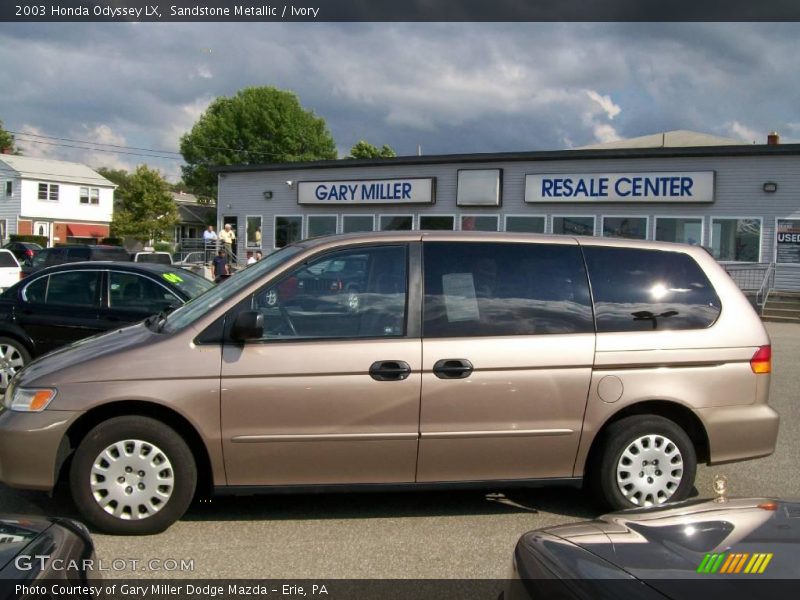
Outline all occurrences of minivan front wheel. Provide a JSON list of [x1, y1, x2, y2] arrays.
[[590, 415, 696, 511], [70, 416, 196, 535]]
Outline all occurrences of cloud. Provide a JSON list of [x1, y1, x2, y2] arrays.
[[586, 90, 621, 120], [2, 21, 800, 176]]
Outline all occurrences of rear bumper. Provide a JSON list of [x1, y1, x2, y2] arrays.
[[0, 408, 80, 491], [696, 404, 780, 464]]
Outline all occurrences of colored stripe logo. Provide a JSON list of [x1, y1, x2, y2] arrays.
[[697, 552, 773, 574]]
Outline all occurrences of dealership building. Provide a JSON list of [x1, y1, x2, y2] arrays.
[[215, 130, 800, 294]]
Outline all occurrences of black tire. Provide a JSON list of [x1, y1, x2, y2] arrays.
[[0, 336, 31, 397], [588, 415, 696, 511], [69, 416, 196, 535]]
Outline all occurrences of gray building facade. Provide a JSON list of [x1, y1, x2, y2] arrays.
[[216, 143, 800, 292]]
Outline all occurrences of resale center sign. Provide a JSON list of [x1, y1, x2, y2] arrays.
[[298, 178, 435, 205], [525, 171, 715, 203]]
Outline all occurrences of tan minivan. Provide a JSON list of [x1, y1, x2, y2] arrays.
[[0, 232, 779, 534]]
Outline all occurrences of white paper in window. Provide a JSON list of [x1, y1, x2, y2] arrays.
[[442, 273, 479, 322]]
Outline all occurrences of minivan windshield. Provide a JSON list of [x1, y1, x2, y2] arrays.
[[162, 245, 305, 333]]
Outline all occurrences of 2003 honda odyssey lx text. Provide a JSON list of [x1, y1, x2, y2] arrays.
[[0, 231, 779, 534]]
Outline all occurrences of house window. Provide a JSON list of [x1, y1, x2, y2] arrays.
[[307, 215, 338, 238], [80, 187, 100, 205], [602, 216, 648, 240], [460, 215, 498, 231], [38, 183, 59, 201], [246, 215, 263, 247], [505, 215, 545, 233], [274, 216, 302, 249], [711, 218, 762, 262], [379, 215, 413, 231], [419, 215, 455, 230], [655, 217, 703, 245], [342, 215, 374, 233], [552, 216, 595, 236], [4, 181, 11, 197]]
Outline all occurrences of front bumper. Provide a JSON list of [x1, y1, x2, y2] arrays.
[[697, 404, 780, 464], [0, 408, 81, 491]]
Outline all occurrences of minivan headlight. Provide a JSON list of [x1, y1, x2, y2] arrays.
[[8, 388, 57, 412]]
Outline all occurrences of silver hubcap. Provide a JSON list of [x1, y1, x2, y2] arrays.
[[90, 439, 175, 520], [616, 434, 684, 507], [0, 344, 25, 396]]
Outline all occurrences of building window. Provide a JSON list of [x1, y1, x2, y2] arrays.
[[342, 215, 374, 233], [602, 216, 648, 240], [457, 169, 502, 206], [274, 216, 302, 249], [379, 215, 413, 231], [460, 215, 498, 231], [419, 215, 455, 230], [655, 217, 703, 245], [4, 181, 11, 197], [552, 216, 595, 236], [505, 215, 545, 233], [38, 183, 59, 201], [80, 187, 100, 205], [246, 216, 263, 248], [307, 215, 338, 238], [711, 218, 762, 262]]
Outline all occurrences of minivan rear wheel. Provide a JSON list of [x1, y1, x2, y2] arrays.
[[69, 416, 196, 535], [589, 415, 696, 511]]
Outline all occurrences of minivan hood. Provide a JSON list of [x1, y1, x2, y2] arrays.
[[18, 322, 161, 386]]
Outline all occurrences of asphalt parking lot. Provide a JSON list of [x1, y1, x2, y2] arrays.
[[2, 322, 799, 579]]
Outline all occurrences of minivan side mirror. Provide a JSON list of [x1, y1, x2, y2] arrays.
[[231, 310, 264, 342]]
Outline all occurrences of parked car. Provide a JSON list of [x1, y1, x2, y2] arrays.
[[21, 245, 131, 277], [132, 251, 173, 265], [0, 250, 21, 292], [0, 515, 97, 585], [0, 262, 214, 395], [505, 496, 797, 599], [0, 232, 779, 535], [1, 241, 42, 263]]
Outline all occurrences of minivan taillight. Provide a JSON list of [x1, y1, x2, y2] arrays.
[[750, 345, 771, 374]]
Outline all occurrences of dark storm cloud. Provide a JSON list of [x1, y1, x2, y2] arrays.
[[1, 22, 799, 179]]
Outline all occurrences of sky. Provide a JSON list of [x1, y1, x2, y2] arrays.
[[2, 22, 799, 182]]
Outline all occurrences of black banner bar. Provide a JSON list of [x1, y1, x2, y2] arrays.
[[3, 0, 800, 22]]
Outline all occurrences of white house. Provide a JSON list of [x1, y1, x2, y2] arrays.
[[0, 154, 115, 245]]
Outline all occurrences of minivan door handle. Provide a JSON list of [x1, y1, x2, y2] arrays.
[[432, 359, 473, 379], [369, 360, 411, 381]]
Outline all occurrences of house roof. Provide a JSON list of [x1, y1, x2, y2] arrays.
[[576, 130, 748, 150], [177, 202, 215, 226], [171, 191, 200, 204], [0, 154, 115, 186]]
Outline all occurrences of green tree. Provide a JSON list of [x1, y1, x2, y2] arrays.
[[0, 120, 17, 154], [110, 165, 178, 244], [180, 86, 337, 200], [348, 140, 397, 159]]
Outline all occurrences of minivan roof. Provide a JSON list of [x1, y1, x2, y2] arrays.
[[295, 230, 708, 254]]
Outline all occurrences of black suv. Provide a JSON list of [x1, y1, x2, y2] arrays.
[[21, 245, 130, 276], [2, 241, 42, 263]]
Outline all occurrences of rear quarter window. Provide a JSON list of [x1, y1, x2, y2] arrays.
[[582, 246, 721, 332]]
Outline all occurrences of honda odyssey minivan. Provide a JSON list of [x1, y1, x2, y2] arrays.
[[0, 231, 779, 534]]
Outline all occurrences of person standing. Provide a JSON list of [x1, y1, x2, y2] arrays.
[[203, 224, 217, 241], [212, 249, 230, 282], [219, 223, 236, 262]]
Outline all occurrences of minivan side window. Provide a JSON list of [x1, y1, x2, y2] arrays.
[[247, 245, 408, 340], [423, 242, 594, 337], [582, 246, 721, 332]]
